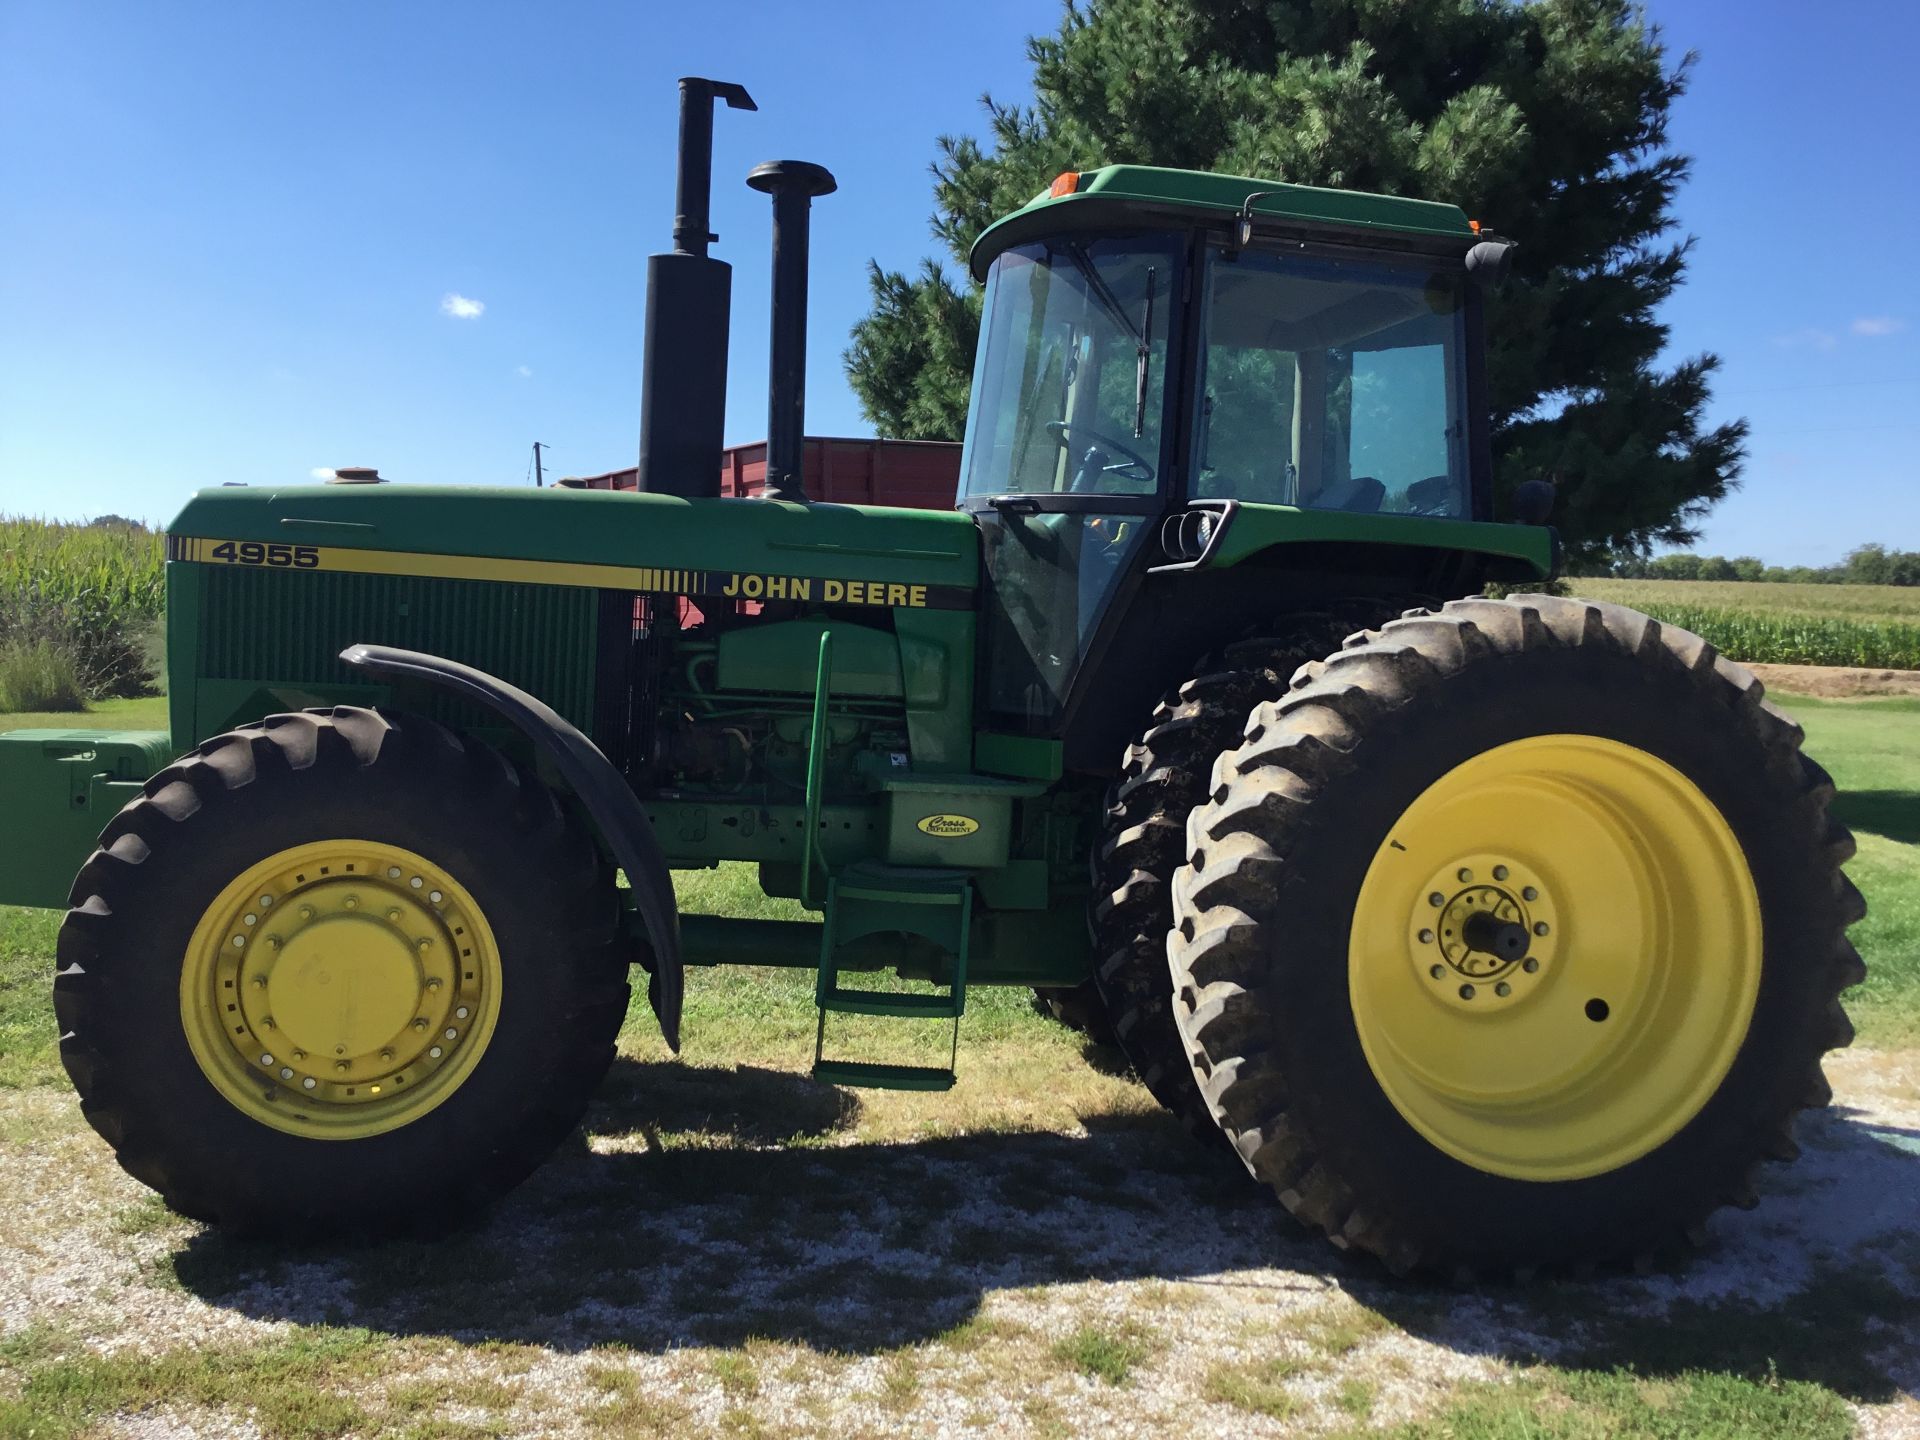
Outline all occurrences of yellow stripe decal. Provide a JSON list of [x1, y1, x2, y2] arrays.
[[175, 539, 973, 610]]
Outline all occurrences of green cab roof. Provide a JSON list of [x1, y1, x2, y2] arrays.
[[969, 164, 1475, 280]]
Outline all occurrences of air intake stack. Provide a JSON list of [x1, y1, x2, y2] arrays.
[[635, 77, 756, 499], [746, 160, 837, 504]]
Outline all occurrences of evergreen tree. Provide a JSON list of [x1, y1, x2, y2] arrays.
[[845, 0, 1746, 559]]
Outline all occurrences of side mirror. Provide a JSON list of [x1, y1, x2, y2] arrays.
[[1512, 477, 1557, 526], [1466, 237, 1517, 289]]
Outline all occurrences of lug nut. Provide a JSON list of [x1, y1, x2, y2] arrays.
[[412, 1017, 429, 1031], [416, 938, 431, 951], [1521, 887, 1538, 902], [1458, 984, 1476, 1000], [299, 906, 315, 921], [1493, 865, 1509, 881], [1428, 892, 1445, 908], [302, 1077, 317, 1090], [279, 1066, 294, 1080], [1534, 922, 1550, 936], [259, 1053, 274, 1066], [429, 890, 443, 903], [410, 876, 424, 889], [1523, 958, 1540, 974], [1429, 964, 1445, 979], [335, 1060, 350, 1072], [265, 935, 281, 950], [444, 1028, 458, 1040], [1418, 929, 1434, 945], [343, 895, 359, 909], [262, 1016, 275, 1029], [1457, 868, 1473, 883], [387, 867, 401, 879], [1495, 982, 1511, 997], [253, 975, 268, 988], [455, 1006, 469, 1020], [380, 1048, 395, 1061], [426, 977, 442, 991], [387, 909, 402, 922], [429, 1046, 443, 1059]]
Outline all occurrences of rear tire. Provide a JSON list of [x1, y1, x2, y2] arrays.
[[55, 707, 629, 1238], [1090, 604, 1407, 1138], [1170, 596, 1863, 1275]]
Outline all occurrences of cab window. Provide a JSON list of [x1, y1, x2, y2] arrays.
[[1193, 249, 1470, 517]]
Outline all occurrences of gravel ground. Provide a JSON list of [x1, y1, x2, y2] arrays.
[[3, 1048, 1917, 1438]]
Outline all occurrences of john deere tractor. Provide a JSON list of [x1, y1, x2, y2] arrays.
[[3, 79, 1861, 1277]]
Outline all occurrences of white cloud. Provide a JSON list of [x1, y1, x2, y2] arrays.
[[309, 467, 337, 481], [441, 292, 485, 320], [1772, 327, 1838, 351], [515, 364, 533, 378], [1851, 315, 1906, 337]]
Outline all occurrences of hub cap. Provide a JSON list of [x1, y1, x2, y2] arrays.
[[179, 840, 502, 1139], [1349, 735, 1762, 1182]]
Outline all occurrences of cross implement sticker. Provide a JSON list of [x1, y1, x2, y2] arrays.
[[170, 537, 974, 610]]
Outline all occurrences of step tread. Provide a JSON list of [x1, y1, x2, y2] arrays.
[[812, 1059, 957, 1092], [819, 988, 963, 1017]]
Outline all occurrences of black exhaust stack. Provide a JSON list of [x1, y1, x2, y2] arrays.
[[746, 160, 836, 504], [635, 77, 756, 499]]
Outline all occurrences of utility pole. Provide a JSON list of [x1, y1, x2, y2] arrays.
[[532, 441, 547, 488]]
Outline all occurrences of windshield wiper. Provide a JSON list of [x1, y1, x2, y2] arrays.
[[1134, 267, 1156, 439]]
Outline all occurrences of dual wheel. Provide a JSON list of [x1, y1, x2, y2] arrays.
[[56, 708, 628, 1235], [1092, 594, 1862, 1274]]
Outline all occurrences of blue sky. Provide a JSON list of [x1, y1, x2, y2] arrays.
[[1, 0, 1913, 564]]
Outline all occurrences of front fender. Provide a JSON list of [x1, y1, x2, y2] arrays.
[[340, 643, 683, 1050]]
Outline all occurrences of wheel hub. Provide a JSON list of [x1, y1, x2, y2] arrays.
[[1410, 854, 1557, 1011], [180, 840, 500, 1138]]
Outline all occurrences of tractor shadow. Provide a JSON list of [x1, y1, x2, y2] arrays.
[[166, 1059, 1920, 1399], [1834, 787, 1920, 846]]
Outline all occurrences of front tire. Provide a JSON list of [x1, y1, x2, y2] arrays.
[[1170, 596, 1864, 1275], [55, 707, 630, 1238]]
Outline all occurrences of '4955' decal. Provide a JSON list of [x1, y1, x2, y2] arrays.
[[210, 541, 320, 569]]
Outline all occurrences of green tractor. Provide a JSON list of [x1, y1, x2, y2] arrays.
[[4, 79, 1861, 1277]]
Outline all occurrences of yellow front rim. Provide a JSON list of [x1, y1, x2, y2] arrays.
[[180, 840, 502, 1139], [1349, 735, 1761, 1182]]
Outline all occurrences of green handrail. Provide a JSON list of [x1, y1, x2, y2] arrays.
[[800, 629, 833, 910]]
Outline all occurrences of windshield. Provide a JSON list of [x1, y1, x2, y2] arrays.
[[961, 236, 1178, 500], [1194, 249, 1470, 517]]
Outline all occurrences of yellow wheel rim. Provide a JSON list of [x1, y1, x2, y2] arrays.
[[1349, 735, 1761, 1182], [180, 840, 502, 1140]]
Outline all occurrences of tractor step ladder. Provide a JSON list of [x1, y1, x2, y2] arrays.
[[800, 629, 971, 1091], [812, 863, 972, 1092]]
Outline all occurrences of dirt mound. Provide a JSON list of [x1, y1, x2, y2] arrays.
[[1751, 663, 1920, 700]]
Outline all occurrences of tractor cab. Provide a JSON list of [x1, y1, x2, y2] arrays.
[[955, 166, 1508, 746]]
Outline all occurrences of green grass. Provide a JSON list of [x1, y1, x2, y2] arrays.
[[0, 694, 168, 734], [1574, 579, 1920, 668], [1793, 695, 1920, 1041], [1360, 1367, 1853, 1440], [1050, 1323, 1154, 1385]]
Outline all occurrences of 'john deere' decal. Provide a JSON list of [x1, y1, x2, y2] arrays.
[[916, 814, 980, 838], [170, 537, 971, 610]]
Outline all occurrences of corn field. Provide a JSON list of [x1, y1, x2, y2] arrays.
[[0, 516, 166, 701], [1574, 581, 1920, 670]]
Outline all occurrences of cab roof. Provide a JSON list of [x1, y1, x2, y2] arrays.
[[968, 164, 1475, 281]]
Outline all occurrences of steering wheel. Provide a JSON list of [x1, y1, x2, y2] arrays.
[[1044, 420, 1155, 485]]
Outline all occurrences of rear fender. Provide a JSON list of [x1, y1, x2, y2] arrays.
[[339, 643, 683, 1050]]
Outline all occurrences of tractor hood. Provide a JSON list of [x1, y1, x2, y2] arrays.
[[167, 484, 981, 611]]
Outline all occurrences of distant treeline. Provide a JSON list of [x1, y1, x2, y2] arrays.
[[1571, 544, 1920, 587]]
